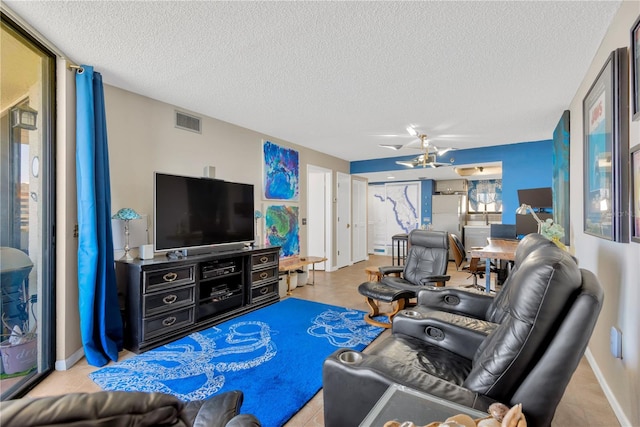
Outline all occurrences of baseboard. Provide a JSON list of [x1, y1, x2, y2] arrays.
[[54, 347, 84, 371], [584, 348, 632, 426]]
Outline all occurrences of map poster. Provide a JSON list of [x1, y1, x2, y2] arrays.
[[368, 182, 420, 254]]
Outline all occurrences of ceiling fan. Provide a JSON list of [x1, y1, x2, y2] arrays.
[[395, 153, 453, 168], [382, 126, 456, 168]]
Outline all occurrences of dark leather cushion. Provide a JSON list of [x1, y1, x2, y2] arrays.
[[371, 335, 472, 386], [0, 391, 189, 427], [186, 390, 254, 427], [484, 234, 557, 323], [358, 281, 414, 302], [464, 246, 581, 400]]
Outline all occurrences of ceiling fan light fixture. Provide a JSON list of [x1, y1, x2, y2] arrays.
[[406, 126, 418, 137]]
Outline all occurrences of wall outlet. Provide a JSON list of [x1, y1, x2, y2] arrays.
[[610, 326, 622, 359]]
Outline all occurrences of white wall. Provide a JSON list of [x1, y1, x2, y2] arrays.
[[569, 2, 640, 425], [103, 84, 349, 264]]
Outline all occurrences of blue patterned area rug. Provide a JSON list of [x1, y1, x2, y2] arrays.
[[89, 298, 383, 427]]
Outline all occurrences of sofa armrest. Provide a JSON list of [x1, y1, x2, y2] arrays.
[[188, 390, 259, 427], [392, 310, 498, 360], [379, 265, 404, 276], [226, 414, 262, 427], [418, 275, 450, 285], [0, 391, 189, 427], [322, 349, 495, 427], [416, 287, 495, 319]]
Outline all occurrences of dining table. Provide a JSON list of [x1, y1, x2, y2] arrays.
[[469, 238, 519, 293]]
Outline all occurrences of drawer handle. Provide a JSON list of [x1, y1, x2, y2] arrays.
[[163, 272, 178, 282], [162, 316, 177, 327], [260, 272, 269, 279], [260, 287, 269, 295], [163, 294, 178, 305], [259, 256, 269, 264]]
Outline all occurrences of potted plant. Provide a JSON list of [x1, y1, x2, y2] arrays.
[[540, 219, 567, 250], [0, 247, 37, 376], [1, 307, 37, 375]]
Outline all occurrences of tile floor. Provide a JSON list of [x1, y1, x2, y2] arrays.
[[22, 255, 618, 426]]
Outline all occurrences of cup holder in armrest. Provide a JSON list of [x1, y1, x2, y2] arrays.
[[339, 351, 363, 364], [402, 310, 422, 318]]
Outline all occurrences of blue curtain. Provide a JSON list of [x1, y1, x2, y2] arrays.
[[76, 65, 123, 366]]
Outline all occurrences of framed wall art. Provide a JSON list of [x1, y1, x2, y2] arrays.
[[631, 15, 640, 121], [263, 140, 299, 201], [631, 144, 640, 243], [552, 110, 570, 245], [264, 204, 300, 258], [582, 48, 629, 242]]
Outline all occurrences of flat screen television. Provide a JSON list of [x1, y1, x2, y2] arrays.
[[154, 173, 255, 253]]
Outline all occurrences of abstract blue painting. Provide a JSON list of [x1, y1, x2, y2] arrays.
[[265, 205, 300, 257], [263, 141, 299, 200]]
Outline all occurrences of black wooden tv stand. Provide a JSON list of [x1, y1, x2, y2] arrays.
[[115, 245, 280, 353]]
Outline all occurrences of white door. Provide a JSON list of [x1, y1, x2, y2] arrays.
[[336, 172, 351, 268], [307, 165, 332, 270], [352, 178, 368, 263]]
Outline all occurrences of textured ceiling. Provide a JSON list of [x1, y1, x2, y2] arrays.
[[4, 1, 621, 166]]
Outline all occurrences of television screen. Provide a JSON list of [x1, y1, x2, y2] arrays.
[[154, 173, 254, 252]]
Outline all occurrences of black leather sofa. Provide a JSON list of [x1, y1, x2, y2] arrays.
[[0, 389, 260, 427], [323, 242, 603, 427]]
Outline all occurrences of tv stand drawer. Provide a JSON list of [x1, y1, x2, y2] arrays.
[[144, 265, 195, 293], [143, 285, 196, 317], [143, 306, 195, 342]]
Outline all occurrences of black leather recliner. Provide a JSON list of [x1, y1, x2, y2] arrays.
[[379, 230, 451, 291], [357, 230, 452, 328], [323, 244, 603, 427], [416, 233, 557, 320], [0, 390, 260, 427]]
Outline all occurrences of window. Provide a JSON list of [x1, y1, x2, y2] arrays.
[[468, 179, 503, 213]]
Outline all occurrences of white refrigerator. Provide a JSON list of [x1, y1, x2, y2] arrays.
[[431, 194, 467, 260]]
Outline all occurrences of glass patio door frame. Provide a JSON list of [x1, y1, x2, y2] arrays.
[[1, 12, 55, 400]]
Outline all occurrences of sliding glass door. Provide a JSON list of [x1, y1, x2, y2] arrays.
[[1, 13, 55, 399]]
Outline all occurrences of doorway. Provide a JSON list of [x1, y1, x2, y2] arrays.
[[306, 165, 332, 270], [352, 177, 367, 263], [336, 172, 351, 269]]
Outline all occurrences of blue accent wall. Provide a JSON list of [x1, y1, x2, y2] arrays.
[[421, 180, 434, 226], [352, 140, 553, 224]]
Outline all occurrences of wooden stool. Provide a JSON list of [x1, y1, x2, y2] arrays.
[[358, 281, 414, 329], [365, 266, 382, 282]]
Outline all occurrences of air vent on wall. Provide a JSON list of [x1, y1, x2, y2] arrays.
[[175, 110, 202, 133]]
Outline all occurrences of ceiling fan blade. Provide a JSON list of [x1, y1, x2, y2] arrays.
[[434, 146, 456, 156], [379, 144, 404, 150], [403, 138, 423, 149]]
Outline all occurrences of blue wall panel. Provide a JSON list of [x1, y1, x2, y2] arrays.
[[352, 140, 553, 224], [421, 180, 434, 226]]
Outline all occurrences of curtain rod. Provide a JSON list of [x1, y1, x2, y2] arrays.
[[67, 63, 85, 73]]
